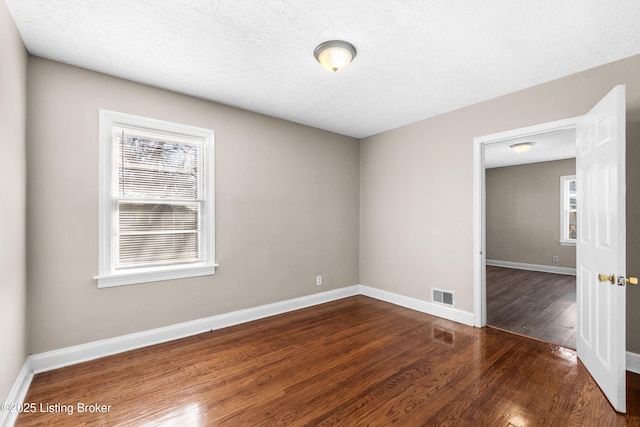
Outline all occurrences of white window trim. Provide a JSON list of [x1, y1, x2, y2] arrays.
[[95, 110, 217, 288], [559, 174, 576, 247]]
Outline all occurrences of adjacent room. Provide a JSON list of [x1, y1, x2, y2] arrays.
[[484, 130, 578, 349], [2, 1, 640, 425]]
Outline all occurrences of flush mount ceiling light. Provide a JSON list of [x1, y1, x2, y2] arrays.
[[314, 40, 357, 72], [510, 142, 535, 153]]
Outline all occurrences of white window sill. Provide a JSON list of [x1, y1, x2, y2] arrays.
[[559, 240, 576, 247], [94, 263, 218, 288]]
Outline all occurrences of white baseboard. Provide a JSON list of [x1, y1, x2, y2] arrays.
[[627, 351, 640, 374], [0, 359, 33, 427], [359, 285, 475, 326], [29, 284, 477, 374], [30, 285, 360, 374], [487, 259, 576, 276]]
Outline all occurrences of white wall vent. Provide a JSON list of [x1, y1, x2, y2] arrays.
[[432, 288, 454, 307]]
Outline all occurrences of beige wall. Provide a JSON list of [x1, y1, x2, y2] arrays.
[[360, 54, 640, 353], [0, 0, 27, 402], [486, 159, 576, 268], [26, 58, 360, 353]]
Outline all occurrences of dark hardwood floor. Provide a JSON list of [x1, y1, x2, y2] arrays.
[[486, 265, 577, 349], [16, 296, 639, 426]]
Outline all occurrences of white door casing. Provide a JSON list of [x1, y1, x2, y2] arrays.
[[576, 85, 627, 413]]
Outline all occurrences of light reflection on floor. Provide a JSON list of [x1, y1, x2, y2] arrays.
[[139, 402, 201, 427], [550, 344, 577, 363]]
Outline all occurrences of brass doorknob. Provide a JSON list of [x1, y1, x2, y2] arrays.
[[598, 274, 638, 285], [598, 274, 615, 284]]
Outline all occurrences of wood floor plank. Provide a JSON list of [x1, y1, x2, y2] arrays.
[[486, 265, 577, 348], [15, 296, 638, 426]]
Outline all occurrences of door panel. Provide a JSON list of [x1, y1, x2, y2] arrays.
[[576, 85, 626, 413]]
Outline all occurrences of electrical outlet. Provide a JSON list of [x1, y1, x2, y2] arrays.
[[316, 275, 322, 286], [552, 256, 559, 263]]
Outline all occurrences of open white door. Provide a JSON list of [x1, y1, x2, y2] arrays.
[[576, 85, 627, 412]]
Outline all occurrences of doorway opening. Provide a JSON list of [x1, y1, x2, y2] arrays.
[[472, 116, 581, 349], [483, 129, 577, 348]]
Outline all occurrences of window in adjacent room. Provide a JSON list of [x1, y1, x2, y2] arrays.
[[560, 174, 577, 246], [96, 110, 216, 287]]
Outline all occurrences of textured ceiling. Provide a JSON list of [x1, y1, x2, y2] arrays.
[[6, 0, 640, 138]]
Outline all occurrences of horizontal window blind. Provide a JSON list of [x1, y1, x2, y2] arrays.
[[112, 126, 205, 270]]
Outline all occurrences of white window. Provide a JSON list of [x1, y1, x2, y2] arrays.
[[96, 110, 216, 287], [560, 174, 577, 246]]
